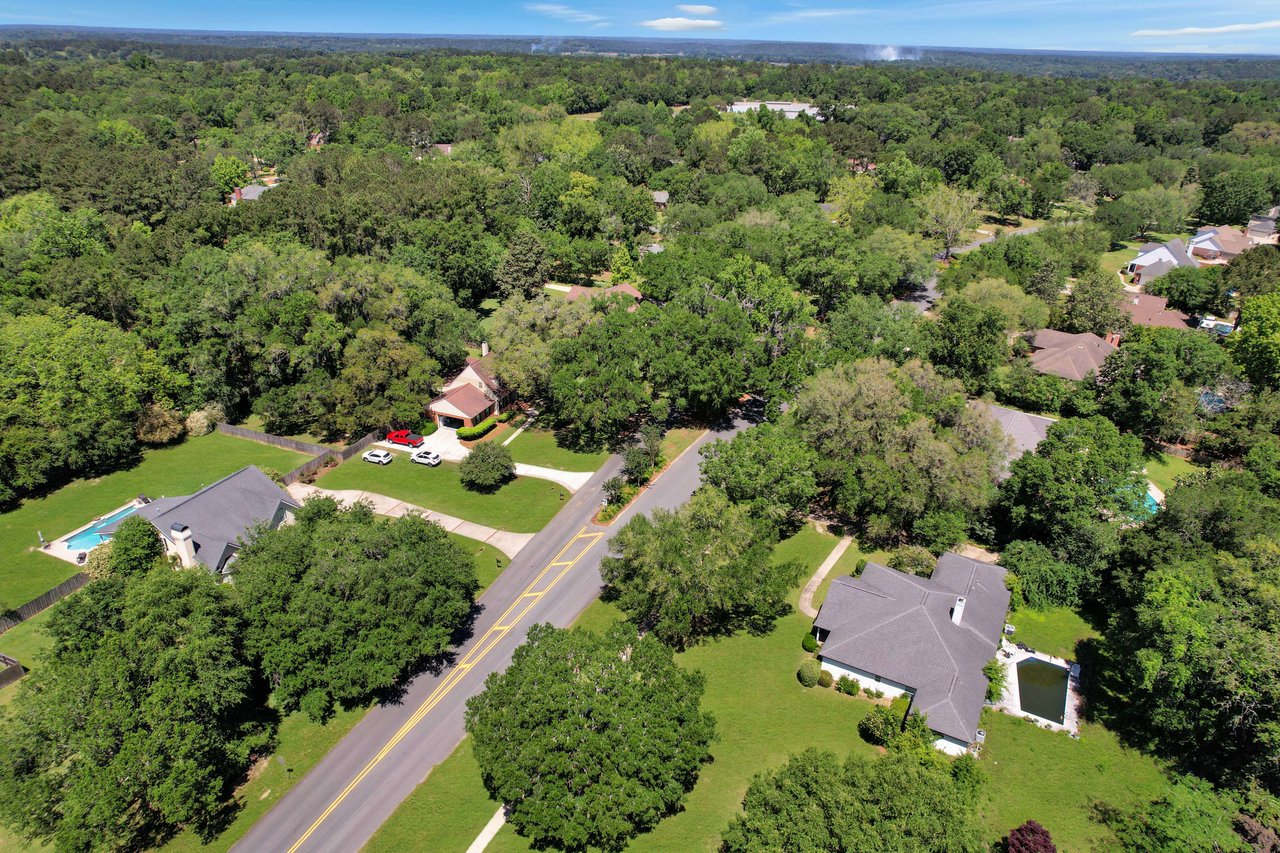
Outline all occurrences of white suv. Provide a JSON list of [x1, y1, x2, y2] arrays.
[[362, 449, 393, 465], [410, 449, 442, 467]]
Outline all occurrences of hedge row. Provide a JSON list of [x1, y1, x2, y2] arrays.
[[457, 416, 498, 440]]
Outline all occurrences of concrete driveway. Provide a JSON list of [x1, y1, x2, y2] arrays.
[[376, 427, 594, 493]]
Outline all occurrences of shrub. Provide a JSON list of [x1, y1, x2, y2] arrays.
[[797, 659, 820, 688], [858, 706, 901, 745], [603, 476, 629, 504], [802, 633, 818, 653], [622, 444, 654, 484], [497, 410, 513, 423], [260, 467, 285, 485], [459, 442, 515, 492], [835, 676, 855, 695], [420, 421, 439, 437], [184, 403, 225, 437], [1007, 819, 1057, 853], [457, 416, 498, 440], [855, 557, 868, 574], [135, 402, 185, 444], [82, 540, 114, 580], [889, 545, 937, 577], [817, 670, 834, 689], [983, 658, 1007, 703]]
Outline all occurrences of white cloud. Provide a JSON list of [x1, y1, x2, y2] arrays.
[[1131, 19, 1280, 37], [640, 16, 725, 30], [766, 8, 864, 23], [524, 3, 606, 24], [676, 4, 718, 13]]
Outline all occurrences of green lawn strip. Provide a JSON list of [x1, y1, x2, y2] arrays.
[[660, 427, 705, 466], [504, 428, 609, 472], [773, 523, 840, 607], [0, 433, 310, 611], [1006, 606, 1098, 660], [978, 709, 1169, 851], [1098, 232, 1182, 276], [1143, 451, 1199, 495], [160, 704, 369, 853], [314, 457, 568, 534], [0, 607, 57, 707], [446, 531, 508, 595]]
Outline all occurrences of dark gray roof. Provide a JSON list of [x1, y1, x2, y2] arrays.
[[105, 466, 298, 572], [239, 184, 270, 201], [978, 403, 1055, 465], [814, 553, 1009, 744]]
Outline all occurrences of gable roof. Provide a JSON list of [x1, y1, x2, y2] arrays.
[[1132, 238, 1195, 270], [463, 353, 502, 394], [431, 383, 494, 420], [814, 554, 1010, 744], [105, 466, 298, 572], [651, 190, 669, 205], [1249, 206, 1279, 238], [1193, 225, 1251, 256], [1122, 292, 1192, 329], [1029, 329, 1116, 381], [238, 184, 270, 201], [978, 402, 1055, 463]]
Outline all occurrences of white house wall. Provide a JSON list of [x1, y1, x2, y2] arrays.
[[817, 657, 913, 699], [934, 735, 969, 756]]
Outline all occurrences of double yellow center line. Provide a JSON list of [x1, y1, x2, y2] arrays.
[[284, 527, 605, 853]]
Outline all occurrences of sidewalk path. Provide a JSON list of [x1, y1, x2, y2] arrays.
[[513, 463, 593, 492], [465, 808, 507, 853], [798, 533, 853, 618], [286, 483, 534, 558]]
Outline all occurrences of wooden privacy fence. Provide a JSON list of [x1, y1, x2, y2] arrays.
[[279, 430, 382, 486], [0, 572, 89, 635], [214, 423, 332, 457]]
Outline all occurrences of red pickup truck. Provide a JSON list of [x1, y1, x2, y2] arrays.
[[386, 429, 426, 448]]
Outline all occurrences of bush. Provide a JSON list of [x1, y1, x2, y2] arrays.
[[457, 416, 498, 440], [622, 444, 654, 484], [497, 410, 513, 423], [817, 670, 834, 689], [858, 706, 902, 745], [1007, 819, 1057, 853], [260, 467, 285, 485], [459, 442, 515, 492], [185, 403, 225, 437], [135, 402, 185, 444], [837, 676, 858, 695], [889, 545, 937, 577], [797, 659, 821, 688], [420, 421, 439, 437], [603, 476, 629, 505], [984, 658, 1007, 703], [802, 632, 818, 653]]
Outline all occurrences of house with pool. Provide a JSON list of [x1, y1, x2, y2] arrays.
[[811, 552, 1010, 755], [96, 465, 298, 577]]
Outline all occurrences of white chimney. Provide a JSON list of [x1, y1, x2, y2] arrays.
[[481, 341, 489, 357], [951, 596, 967, 625], [170, 523, 196, 568]]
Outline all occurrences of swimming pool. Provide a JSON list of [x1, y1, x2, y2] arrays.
[[1016, 658, 1069, 724], [1144, 492, 1160, 514], [64, 504, 139, 552]]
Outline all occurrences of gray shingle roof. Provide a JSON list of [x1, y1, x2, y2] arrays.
[[978, 402, 1055, 465], [106, 466, 298, 573], [814, 553, 1009, 744]]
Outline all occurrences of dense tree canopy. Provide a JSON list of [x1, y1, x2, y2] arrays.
[[465, 623, 715, 852]]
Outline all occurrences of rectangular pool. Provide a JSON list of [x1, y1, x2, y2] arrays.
[[64, 504, 139, 552], [1016, 658, 1068, 725]]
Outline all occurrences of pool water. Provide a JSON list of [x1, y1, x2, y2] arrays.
[[1016, 658, 1068, 724], [64, 504, 139, 552], [1144, 493, 1160, 514]]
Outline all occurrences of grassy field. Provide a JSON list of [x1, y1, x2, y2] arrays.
[[660, 427, 705, 466], [0, 607, 56, 706], [448, 531, 509, 593], [0, 433, 310, 611], [1143, 451, 1200, 494], [1098, 232, 1181, 277], [1006, 606, 1099, 661], [239, 414, 343, 449], [315, 456, 568, 533], [503, 428, 609, 472], [978, 710, 1169, 851]]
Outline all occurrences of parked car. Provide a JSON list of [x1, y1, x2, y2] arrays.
[[411, 449, 442, 467], [362, 449, 394, 465], [386, 429, 425, 447]]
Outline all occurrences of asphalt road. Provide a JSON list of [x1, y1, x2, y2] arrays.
[[233, 415, 748, 853]]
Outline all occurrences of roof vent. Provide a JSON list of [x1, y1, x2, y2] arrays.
[[951, 596, 967, 625]]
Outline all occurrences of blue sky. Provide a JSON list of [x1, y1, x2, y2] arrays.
[[2, 1, 1279, 55]]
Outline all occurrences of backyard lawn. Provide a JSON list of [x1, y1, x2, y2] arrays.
[[0, 606, 56, 706], [1143, 451, 1200, 495], [315, 455, 568, 533], [0, 432, 310, 611], [1098, 232, 1181, 277], [503, 428, 609, 472], [1006, 605, 1099, 661]]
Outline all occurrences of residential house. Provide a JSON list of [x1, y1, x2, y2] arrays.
[[1126, 239, 1197, 286], [813, 553, 1011, 755], [726, 100, 821, 119], [651, 190, 669, 209], [102, 466, 298, 577], [432, 143, 454, 156], [1248, 206, 1279, 245], [977, 402, 1055, 473], [1188, 225, 1251, 262], [1121, 291, 1192, 330], [1028, 329, 1116, 381], [428, 352, 514, 430]]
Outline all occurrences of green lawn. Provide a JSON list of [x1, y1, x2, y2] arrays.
[[1143, 451, 1200, 495], [239, 414, 342, 449], [1098, 232, 1181, 277], [315, 456, 568, 533], [447, 531, 509, 594], [0, 433, 311, 611], [503, 428, 609, 472], [660, 427, 705, 466], [0, 607, 56, 706], [1006, 606, 1099, 661], [978, 710, 1169, 851]]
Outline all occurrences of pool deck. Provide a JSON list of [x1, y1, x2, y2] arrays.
[[990, 638, 1082, 736], [42, 499, 145, 566]]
